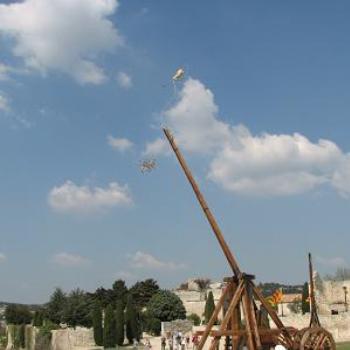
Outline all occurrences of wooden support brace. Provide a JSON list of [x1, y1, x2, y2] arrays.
[[207, 281, 244, 350], [252, 285, 293, 349], [198, 283, 232, 350]]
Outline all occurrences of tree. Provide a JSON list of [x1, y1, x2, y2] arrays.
[[187, 313, 201, 326], [125, 294, 140, 343], [92, 305, 103, 346], [5, 304, 32, 325], [194, 278, 211, 291], [62, 289, 93, 328], [129, 279, 160, 310], [112, 280, 128, 307], [46, 288, 67, 325], [18, 324, 25, 349], [204, 291, 215, 324], [147, 318, 161, 336], [146, 290, 186, 323], [33, 309, 44, 327], [115, 300, 125, 346], [301, 282, 310, 314], [103, 305, 116, 349]]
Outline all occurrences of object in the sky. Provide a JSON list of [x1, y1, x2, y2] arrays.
[[172, 67, 185, 81], [139, 159, 157, 173]]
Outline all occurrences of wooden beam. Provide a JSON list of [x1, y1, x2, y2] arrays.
[[197, 282, 231, 350], [241, 289, 256, 350], [163, 128, 241, 277], [252, 285, 293, 349]]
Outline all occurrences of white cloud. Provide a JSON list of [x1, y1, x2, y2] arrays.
[[0, 253, 7, 263], [316, 256, 347, 268], [0, 63, 11, 81], [208, 127, 342, 196], [0, 94, 9, 111], [143, 138, 170, 157], [52, 252, 90, 267], [48, 180, 132, 213], [163, 79, 230, 154], [107, 135, 133, 152], [117, 71, 132, 89], [149, 77, 350, 197], [129, 251, 186, 270], [0, 0, 122, 84], [115, 270, 135, 280]]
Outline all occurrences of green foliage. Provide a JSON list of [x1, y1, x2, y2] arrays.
[[46, 288, 67, 325], [115, 300, 125, 346], [18, 324, 25, 349], [13, 325, 21, 349], [91, 279, 128, 308], [103, 305, 116, 348], [187, 313, 201, 326], [33, 309, 44, 327], [301, 282, 310, 314], [92, 305, 103, 346], [146, 318, 161, 336], [34, 321, 58, 350], [112, 280, 128, 307], [5, 304, 32, 325], [129, 279, 160, 310], [125, 294, 140, 343], [0, 323, 7, 348], [204, 291, 215, 324], [62, 288, 93, 328], [146, 290, 186, 322]]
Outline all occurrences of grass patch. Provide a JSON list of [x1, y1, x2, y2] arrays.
[[337, 342, 350, 350]]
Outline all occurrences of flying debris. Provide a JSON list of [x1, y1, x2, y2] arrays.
[[139, 159, 157, 173], [172, 67, 185, 81]]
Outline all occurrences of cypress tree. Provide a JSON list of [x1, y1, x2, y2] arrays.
[[115, 300, 125, 346], [103, 305, 116, 348], [125, 294, 139, 344], [301, 282, 310, 315], [92, 305, 103, 346], [19, 324, 26, 349], [204, 291, 216, 324]]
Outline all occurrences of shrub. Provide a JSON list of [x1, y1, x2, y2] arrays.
[[147, 318, 161, 336], [187, 313, 201, 326], [5, 304, 32, 325]]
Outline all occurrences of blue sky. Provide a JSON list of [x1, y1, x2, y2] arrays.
[[1, 0, 350, 303]]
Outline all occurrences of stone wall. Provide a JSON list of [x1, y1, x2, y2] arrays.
[[51, 327, 96, 350], [316, 277, 350, 314], [174, 288, 222, 319], [278, 313, 350, 343]]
